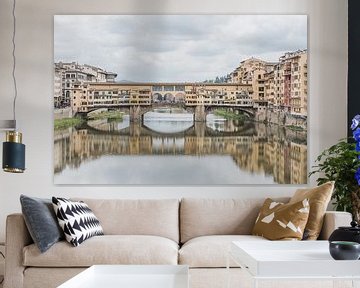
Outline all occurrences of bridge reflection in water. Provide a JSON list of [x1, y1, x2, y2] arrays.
[[54, 115, 307, 184]]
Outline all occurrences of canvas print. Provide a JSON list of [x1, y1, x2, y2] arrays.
[[54, 15, 308, 185]]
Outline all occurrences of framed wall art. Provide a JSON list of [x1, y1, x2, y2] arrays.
[[53, 15, 307, 185]]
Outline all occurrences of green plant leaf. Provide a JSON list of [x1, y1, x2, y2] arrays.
[[310, 139, 360, 216]]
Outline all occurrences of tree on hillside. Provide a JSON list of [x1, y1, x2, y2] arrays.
[[203, 75, 229, 83]]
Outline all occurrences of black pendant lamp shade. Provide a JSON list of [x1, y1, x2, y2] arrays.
[[2, 131, 25, 173]]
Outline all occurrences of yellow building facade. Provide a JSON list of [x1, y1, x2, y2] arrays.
[[229, 50, 307, 115]]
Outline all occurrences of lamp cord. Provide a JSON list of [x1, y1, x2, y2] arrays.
[[11, 0, 17, 130], [0, 251, 3, 285]]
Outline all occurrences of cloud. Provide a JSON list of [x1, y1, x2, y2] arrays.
[[54, 15, 307, 82]]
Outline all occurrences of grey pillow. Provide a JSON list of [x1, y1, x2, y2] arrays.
[[20, 195, 64, 253]]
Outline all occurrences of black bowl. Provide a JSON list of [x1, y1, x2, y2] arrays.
[[329, 241, 360, 260]]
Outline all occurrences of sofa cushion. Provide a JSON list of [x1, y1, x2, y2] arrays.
[[180, 198, 289, 243], [20, 195, 64, 253], [52, 197, 104, 247], [23, 235, 178, 267], [72, 199, 179, 243], [252, 198, 310, 240], [24, 268, 86, 288], [290, 181, 334, 240], [179, 235, 267, 268]]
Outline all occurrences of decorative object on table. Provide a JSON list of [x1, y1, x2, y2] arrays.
[[329, 220, 360, 244], [329, 241, 360, 260], [1, 0, 25, 173], [52, 197, 104, 247], [310, 114, 360, 222], [252, 198, 310, 240], [289, 181, 334, 240]]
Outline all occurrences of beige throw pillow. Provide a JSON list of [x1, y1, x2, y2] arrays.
[[252, 198, 310, 240], [289, 181, 334, 240]]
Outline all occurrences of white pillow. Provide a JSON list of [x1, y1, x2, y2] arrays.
[[52, 197, 103, 246]]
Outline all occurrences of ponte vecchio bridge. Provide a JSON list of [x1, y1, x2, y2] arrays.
[[73, 82, 266, 122]]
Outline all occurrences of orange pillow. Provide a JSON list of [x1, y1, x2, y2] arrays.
[[252, 198, 310, 240], [289, 181, 334, 240]]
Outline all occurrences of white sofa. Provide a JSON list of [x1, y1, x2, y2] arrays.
[[4, 198, 352, 288]]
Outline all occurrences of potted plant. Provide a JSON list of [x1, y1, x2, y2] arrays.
[[310, 115, 360, 222]]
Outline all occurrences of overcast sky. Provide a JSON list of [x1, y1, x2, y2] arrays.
[[54, 15, 307, 82]]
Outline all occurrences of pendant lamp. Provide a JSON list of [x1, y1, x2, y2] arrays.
[[1, 0, 26, 173]]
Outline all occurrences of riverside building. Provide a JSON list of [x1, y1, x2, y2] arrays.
[[54, 50, 307, 117]]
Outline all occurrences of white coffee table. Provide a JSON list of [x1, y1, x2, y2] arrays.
[[228, 241, 360, 288], [58, 265, 189, 288]]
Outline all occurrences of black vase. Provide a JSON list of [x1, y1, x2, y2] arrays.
[[329, 241, 360, 260], [328, 221, 360, 244]]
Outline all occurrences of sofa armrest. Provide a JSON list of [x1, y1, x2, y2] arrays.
[[318, 211, 352, 240], [4, 213, 33, 288]]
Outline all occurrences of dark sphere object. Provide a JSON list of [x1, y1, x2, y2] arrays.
[[329, 225, 360, 244], [329, 241, 360, 260], [351, 221, 358, 228]]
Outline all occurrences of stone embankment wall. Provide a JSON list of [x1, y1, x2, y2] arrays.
[[54, 108, 73, 120], [255, 108, 307, 130]]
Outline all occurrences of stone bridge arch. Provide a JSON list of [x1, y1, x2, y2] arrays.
[[174, 92, 186, 103], [152, 92, 175, 102], [232, 107, 255, 117], [130, 104, 197, 122], [152, 91, 186, 104], [82, 104, 256, 123], [152, 93, 163, 102], [204, 106, 255, 118]]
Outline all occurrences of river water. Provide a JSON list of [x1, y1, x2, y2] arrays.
[[54, 110, 307, 185]]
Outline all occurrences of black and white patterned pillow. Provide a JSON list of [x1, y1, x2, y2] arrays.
[[52, 197, 104, 247]]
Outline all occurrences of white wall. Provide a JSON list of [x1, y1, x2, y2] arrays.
[[0, 0, 348, 242]]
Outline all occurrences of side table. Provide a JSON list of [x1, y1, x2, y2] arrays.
[[227, 240, 360, 288]]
